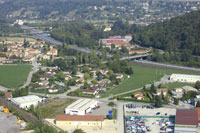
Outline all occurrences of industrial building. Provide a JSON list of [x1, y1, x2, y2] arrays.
[[65, 99, 98, 115], [170, 74, 200, 83], [10, 95, 42, 109], [55, 114, 104, 128], [174, 109, 198, 133]]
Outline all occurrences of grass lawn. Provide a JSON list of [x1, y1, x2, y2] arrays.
[[165, 82, 195, 90], [112, 108, 117, 119], [102, 63, 200, 97], [38, 98, 76, 118], [0, 65, 31, 88]]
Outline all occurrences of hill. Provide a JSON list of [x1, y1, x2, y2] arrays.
[[132, 11, 200, 56]]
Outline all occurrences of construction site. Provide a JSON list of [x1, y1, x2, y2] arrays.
[[0, 106, 26, 132]]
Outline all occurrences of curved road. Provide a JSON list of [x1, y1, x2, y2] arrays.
[[20, 59, 39, 89]]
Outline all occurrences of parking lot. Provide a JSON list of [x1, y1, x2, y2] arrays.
[[124, 103, 175, 133], [0, 112, 20, 132], [124, 103, 176, 117], [87, 102, 113, 117]]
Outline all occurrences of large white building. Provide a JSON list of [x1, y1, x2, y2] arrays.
[[11, 95, 42, 109], [170, 74, 200, 83], [65, 99, 98, 115]]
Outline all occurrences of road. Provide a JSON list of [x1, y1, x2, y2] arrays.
[[19, 59, 39, 89], [21, 26, 113, 57], [116, 102, 124, 133], [134, 60, 200, 72]]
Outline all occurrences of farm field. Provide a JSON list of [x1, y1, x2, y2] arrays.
[[0, 65, 31, 88], [0, 37, 36, 42], [102, 63, 200, 97], [38, 98, 76, 118]]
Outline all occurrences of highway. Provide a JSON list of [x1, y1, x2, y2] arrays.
[[21, 26, 113, 57], [134, 60, 200, 72]]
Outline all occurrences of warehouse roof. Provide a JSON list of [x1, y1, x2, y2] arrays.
[[11, 95, 41, 104], [56, 115, 104, 121], [171, 74, 200, 78], [66, 99, 98, 111], [175, 109, 198, 125]]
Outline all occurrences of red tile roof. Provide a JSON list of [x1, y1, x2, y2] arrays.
[[56, 115, 104, 121], [5, 92, 12, 99], [175, 109, 198, 125]]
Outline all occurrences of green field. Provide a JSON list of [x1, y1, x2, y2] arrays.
[[0, 65, 32, 88], [102, 63, 200, 97], [0, 37, 36, 42]]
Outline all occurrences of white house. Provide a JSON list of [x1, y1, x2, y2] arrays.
[[170, 74, 200, 83], [10, 95, 42, 109], [65, 99, 98, 115]]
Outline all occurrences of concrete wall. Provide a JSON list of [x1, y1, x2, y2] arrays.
[[56, 120, 102, 127]]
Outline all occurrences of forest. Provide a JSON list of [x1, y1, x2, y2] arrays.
[[0, 19, 23, 36]]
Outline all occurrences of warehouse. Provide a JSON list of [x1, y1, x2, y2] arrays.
[[174, 109, 198, 133], [10, 95, 42, 109], [56, 114, 104, 128], [170, 74, 200, 83], [65, 99, 98, 115]]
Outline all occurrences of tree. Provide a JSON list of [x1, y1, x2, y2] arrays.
[[163, 95, 170, 104], [34, 120, 57, 133], [73, 129, 86, 133], [55, 72, 65, 81], [125, 67, 133, 75], [155, 95, 162, 107], [150, 84, 156, 94], [174, 98, 179, 105], [195, 81, 200, 90], [196, 101, 200, 107], [84, 73, 90, 80]]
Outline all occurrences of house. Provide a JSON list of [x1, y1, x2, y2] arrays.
[[133, 92, 144, 100], [115, 74, 124, 79], [47, 48, 58, 56], [5, 92, 13, 100], [174, 88, 183, 93], [42, 54, 51, 60], [100, 69, 109, 75], [172, 88, 184, 99], [64, 74, 72, 81], [156, 88, 168, 96], [82, 89, 98, 95], [0, 57, 7, 63], [76, 72, 84, 79], [175, 109, 198, 133], [182, 86, 198, 93], [48, 88, 59, 93], [76, 78, 84, 83], [40, 73, 52, 81], [39, 80, 49, 86]]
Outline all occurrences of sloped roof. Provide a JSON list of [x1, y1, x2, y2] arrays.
[[175, 109, 198, 125]]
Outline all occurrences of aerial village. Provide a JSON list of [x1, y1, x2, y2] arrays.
[[0, 35, 200, 133]]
